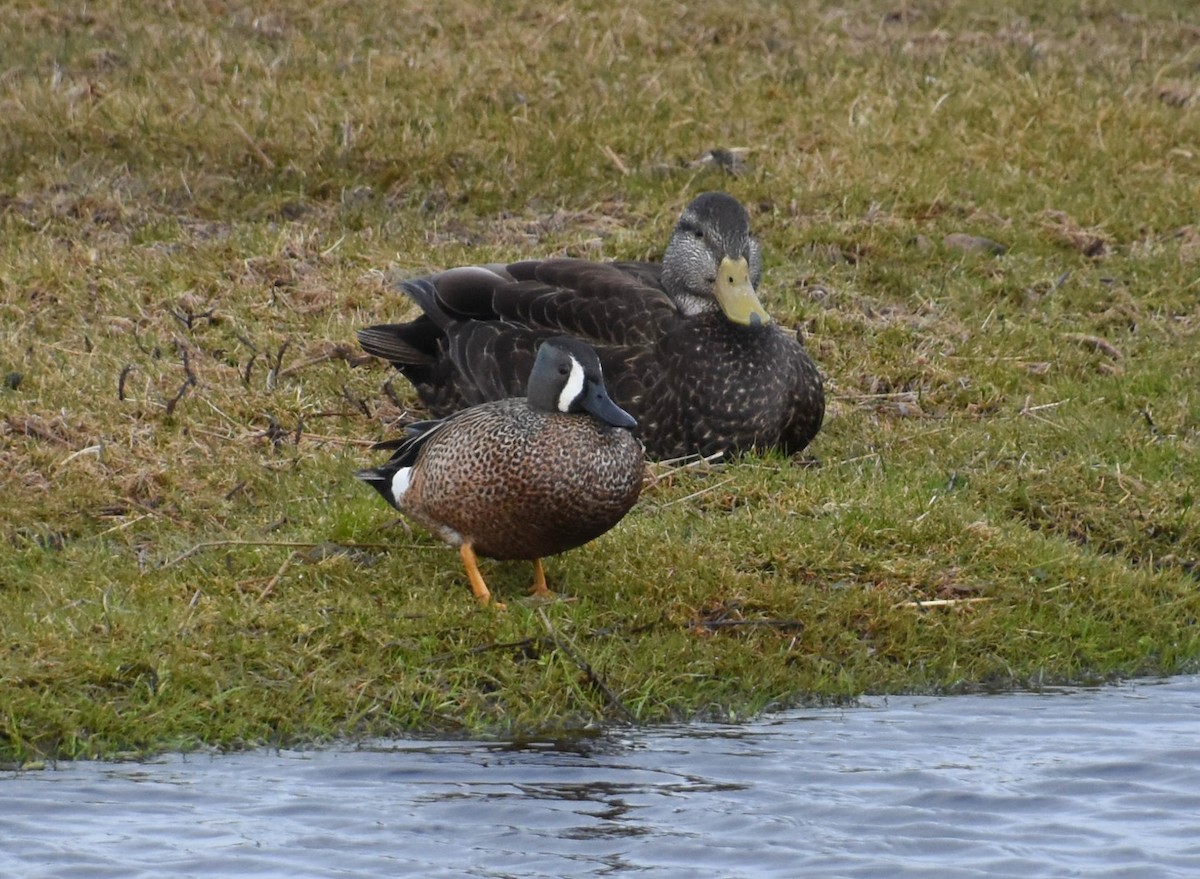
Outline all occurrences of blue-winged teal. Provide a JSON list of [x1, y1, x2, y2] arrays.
[[357, 192, 824, 461], [357, 337, 644, 607]]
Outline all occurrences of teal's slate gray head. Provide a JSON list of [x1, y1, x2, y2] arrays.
[[527, 337, 637, 429]]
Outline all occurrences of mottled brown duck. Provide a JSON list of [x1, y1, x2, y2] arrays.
[[357, 337, 644, 608]]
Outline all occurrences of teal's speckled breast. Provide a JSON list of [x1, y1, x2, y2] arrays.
[[401, 398, 644, 560]]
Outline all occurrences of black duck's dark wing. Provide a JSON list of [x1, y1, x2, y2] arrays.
[[367, 417, 444, 451], [499, 259, 677, 347], [355, 281, 454, 394], [359, 259, 681, 416], [607, 260, 668, 289], [356, 271, 513, 369], [439, 319, 544, 404], [356, 274, 532, 412], [356, 316, 437, 366]]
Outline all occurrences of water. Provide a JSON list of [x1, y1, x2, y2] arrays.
[[3, 676, 1199, 878]]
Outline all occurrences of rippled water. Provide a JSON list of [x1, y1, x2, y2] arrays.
[[4, 676, 1199, 878]]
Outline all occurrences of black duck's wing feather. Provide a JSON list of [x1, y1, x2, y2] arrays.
[[384, 417, 445, 469], [358, 271, 524, 414], [607, 260, 668, 289], [421, 266, 515, 319], [441, 319, 545, 404], [368, 418, 445, 451], [594, 344, 658, 412], [357, 269, 515, 367], [498, 259, 678, 347]]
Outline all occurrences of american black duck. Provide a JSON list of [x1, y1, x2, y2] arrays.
[[358, 192, 824, 460]]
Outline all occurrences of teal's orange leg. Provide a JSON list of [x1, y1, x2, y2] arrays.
[[459, 544, 505, 609], [527, 558, 555, 600]]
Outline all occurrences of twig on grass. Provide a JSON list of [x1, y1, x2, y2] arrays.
[[424, 617, 668, 665], [161, 538, 409, 569], [1063, 333, 1122, 360], [425, 636, 544, 665], [164, 342, 197, 415], [643, 451, 725, 493], [536, 608, 636, 724], [895, 597, 995, 609], [58, 444, 103, 467], [163, 381, 192, 415], [188, 424, 378, 447], [689, 618, 805, 633], [89, 513, 153, 539], [656, 476, 737, 508], [230, 118, 275, 169], [258, 551, 298, 601], [649, 451, 726, 472], [1019, 395, 1071, 430], [266, 338, 291, 390], [176, 339, 198, 384], [381, 377, 407, 409], [600, 144, 630, 175], [118, 364, 133, 400], [277, 343, 368, 378]]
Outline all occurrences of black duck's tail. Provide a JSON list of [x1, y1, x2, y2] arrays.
[[357, 321, 438, 368], [356, 277, 456, 368]]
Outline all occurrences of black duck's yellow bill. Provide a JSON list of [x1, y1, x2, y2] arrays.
[[714, 257, 771, 327]]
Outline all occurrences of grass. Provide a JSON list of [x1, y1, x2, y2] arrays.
[[2, 0, 1198, 761]]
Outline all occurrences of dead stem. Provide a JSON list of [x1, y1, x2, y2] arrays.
[[536, 608, 636, 724], [161, 539, 412, 569]]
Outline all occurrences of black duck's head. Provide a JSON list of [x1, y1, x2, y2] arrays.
[[661, 192, 771, 328], [527, 337, 637, 430]]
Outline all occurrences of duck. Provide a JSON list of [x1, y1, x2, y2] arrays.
[[356, 336, 644, 608], [357, 192, 824, 461]]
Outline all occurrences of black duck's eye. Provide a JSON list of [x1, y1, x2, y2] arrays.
[[693, 229, 705, 240]]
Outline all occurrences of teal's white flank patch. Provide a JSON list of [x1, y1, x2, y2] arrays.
[[390, 467, 412, 504]]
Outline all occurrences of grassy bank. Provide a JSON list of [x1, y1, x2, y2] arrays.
[[2, 0, 1198, 762]]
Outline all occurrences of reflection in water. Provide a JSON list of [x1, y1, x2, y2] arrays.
[[3, 677, 1200, 878]]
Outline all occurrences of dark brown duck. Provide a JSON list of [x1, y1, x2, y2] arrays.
[[358, 192, 825, 461]]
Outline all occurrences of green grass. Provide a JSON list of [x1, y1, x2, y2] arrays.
[[2, 0, 1198, 761]]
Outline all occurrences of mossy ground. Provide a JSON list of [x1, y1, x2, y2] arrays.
[[2, 0, 1198, 761]]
